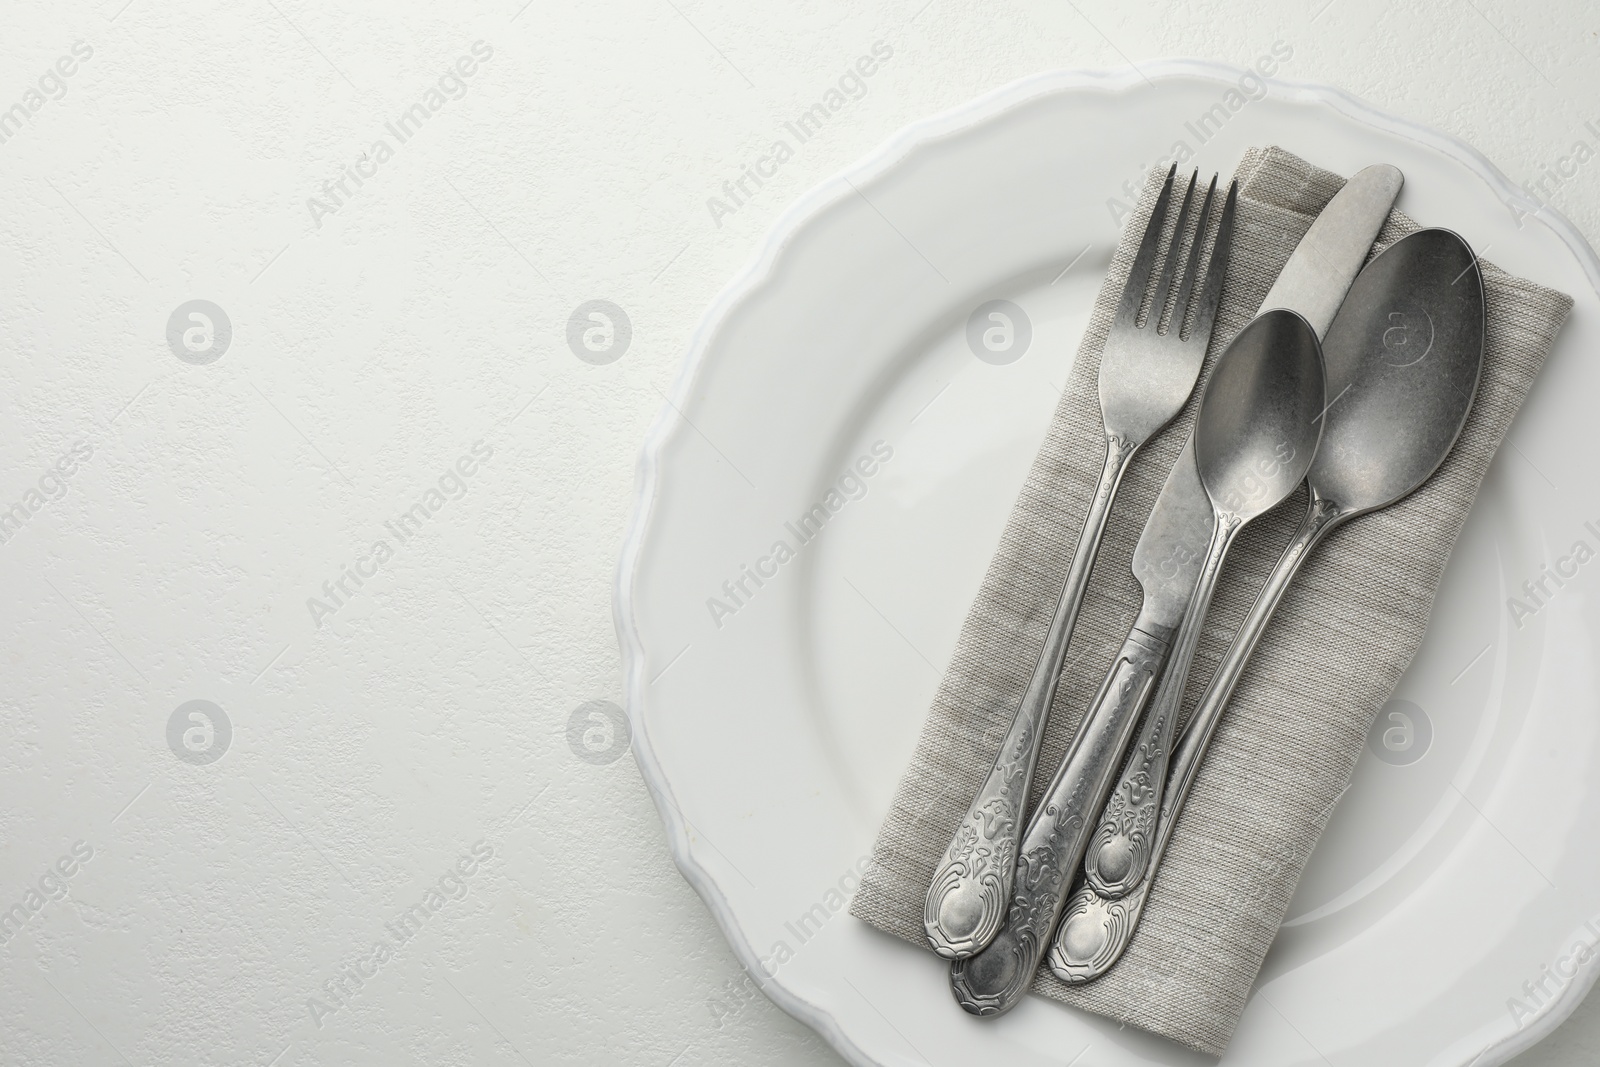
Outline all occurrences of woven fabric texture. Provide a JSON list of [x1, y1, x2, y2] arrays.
[[847, 145, 1574, 1055]]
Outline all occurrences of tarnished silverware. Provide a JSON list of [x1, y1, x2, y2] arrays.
[[1042, 163, 1404, 985], [923, 169, 1236, 959], [1050, 226, 1484, 984], [951, 307, 1326, 1015]]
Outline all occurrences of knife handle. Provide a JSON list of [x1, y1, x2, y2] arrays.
[[1082, 514, 1232, 898], [950, 617, 1171, 1015]]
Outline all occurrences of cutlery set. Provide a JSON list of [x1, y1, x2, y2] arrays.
[[925, 162, 1488, 1015]]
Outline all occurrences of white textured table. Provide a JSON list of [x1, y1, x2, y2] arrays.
[[1, 1, 1596, 1064]]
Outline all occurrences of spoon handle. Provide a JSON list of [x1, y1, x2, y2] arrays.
[[924, 432, 1138, 959], [949, 604, 1172, 1013], [1048, 492, 1348, 984]]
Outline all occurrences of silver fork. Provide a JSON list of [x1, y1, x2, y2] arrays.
[[924, 167, 1237, 960]]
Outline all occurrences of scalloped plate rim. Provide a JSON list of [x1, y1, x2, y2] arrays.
[[613, 58, 1600, 1067]]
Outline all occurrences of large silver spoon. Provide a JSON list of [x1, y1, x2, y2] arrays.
[[1050, 228, 1486, 984], [950, 307, 1326, 1015]]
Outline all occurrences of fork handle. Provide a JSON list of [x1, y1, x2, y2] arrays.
[[923, 431, 1138, 959], [949, 612, 1172, 1013]]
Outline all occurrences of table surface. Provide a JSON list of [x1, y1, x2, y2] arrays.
[[1, 1, 1597, 1064]]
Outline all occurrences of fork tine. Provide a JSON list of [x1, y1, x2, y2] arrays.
[[1169, 174, 1218, 336], [1185, 179, 1238, 346], [1114, 165, 1177, 328], [1145, 170, 1198, 332]]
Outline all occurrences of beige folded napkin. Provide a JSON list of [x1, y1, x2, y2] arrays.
[[849, 146, 1574, 1055]]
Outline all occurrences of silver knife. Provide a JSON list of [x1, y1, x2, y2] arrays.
[[1258, 165, 1405, 337], [949, 163, 1403, 1014]]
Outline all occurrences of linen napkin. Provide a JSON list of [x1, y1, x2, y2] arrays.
[[848, 146, 1574, 1055]]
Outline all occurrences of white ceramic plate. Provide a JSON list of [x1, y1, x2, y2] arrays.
[[615, 61, 1600, 1067]]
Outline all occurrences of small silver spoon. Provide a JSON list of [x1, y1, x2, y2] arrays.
[[1050, 228, 1486, 984], [950, 307, 1326, 1015]]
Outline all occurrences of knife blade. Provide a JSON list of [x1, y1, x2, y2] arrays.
[[1133, 164, 1405, 625], [1258, 164, 1404, 341]]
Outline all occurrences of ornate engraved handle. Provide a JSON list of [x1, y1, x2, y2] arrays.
[[1048, 877, 1152, 982], [1050, 494, 1348, 984], [950, 619, 1170, 1014], [1082, 514, 1234, 898], [924, 432, 1138, 959]]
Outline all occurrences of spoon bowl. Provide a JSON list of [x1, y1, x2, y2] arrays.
[[1194, 308, 1326, 521], [1310, 228, 1485, 512]]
